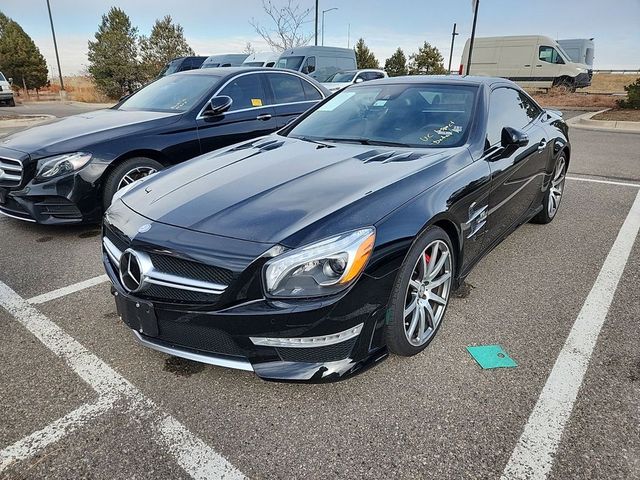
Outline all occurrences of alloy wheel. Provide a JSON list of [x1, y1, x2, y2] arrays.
[[403, 239, 453, 346], [116, 166, 157, 191], [548, 156, 566, 218]]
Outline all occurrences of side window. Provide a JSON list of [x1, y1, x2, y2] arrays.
[[267, 73, 307, 104], [301, 79, 323, 101], [303, 56, 316, 74], [539, 46, 565, 65], [370, 72, 385, 80], [517, 91, 542, 123], [486, 88, 537, 146], [219, 74, 268, 111]]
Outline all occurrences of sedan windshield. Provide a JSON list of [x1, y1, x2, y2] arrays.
[[118, 74, 220, 113], [287, 83, 477, 148], [326, 71, 356, 83]]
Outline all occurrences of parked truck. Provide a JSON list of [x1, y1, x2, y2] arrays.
[[460, 35, 591, 91]]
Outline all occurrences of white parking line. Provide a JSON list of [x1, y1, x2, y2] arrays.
[[0, 281, 245, 479], [502, 189, 640, 480], [0, 395, 116, 472], [27, 274, 109, 304], [566, 176, 640, 188]]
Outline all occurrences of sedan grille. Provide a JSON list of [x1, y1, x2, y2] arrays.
[[0, 157, 23, 187]]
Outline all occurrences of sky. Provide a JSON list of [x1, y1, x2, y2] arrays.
[[1, 0, 639, 76]]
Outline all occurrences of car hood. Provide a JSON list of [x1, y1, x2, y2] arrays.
[[122, 136, 467, 246], [0, 108, 182, 159]]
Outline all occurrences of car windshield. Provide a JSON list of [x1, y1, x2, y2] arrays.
[[327, 71, 356, 82], [286, 83, 477, 148], [158, 60, 181, 77], [118, 74, 220, 113], [275, 56, 304, 70], [243, 61, 264, 67], [0, 72, 6, 81]]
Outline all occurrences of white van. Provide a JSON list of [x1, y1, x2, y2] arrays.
[[242, 52, 280, 68], [460, 35, 591, 91], [558, 38, 595, 69], [276, 46, 357, 82], [0, 71, 14, 107]]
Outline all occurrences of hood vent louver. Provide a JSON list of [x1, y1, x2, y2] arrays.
[[357, 149, 424, 164]]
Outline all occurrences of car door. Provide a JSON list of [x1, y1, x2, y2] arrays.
[[536, 45, 564, 88], [483, 86, 549, 246], [196, 72, 277, 153], [264, 72, 324, 128]]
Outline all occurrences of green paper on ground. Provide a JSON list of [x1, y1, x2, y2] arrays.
[[466, 345, 517, 369]]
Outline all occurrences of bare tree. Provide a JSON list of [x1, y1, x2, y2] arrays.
[[243, 41, 256, 55], [250, 0, 313, 52]]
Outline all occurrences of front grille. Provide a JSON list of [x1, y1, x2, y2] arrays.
[[0, 157, 23, 187], [35, 197, 82, 219], [276, 337, 358, 363], [142, 284, 221, 305], [157, 318, 243, 356], [148, 254, 234, 286], [104, 225, 130, 252]]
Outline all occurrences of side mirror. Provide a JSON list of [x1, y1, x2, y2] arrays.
[[8, 77, 13, 84], [203, 95, 233, 116], [501, 127, 529, 148], [354, 77, 364, 83]]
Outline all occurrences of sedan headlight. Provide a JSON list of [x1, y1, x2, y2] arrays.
[[264, 228, 376, 298], [36, 152, 92, 180]]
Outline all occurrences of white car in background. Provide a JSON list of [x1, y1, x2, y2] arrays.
[[242, 52, 280, 68], [0, 71, 14, 107], [321, 69, 388, 92]]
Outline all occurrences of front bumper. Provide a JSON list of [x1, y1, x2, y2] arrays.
[[574, 72, 591, 88], [102, 204, 396, 382]]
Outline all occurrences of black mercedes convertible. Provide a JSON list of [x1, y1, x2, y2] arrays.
[[102, 75, 569, 382]]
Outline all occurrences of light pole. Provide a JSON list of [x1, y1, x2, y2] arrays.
[[448, 23, 458, 74], [314, 0, 319, 46], [46, 0, 65, 92], [321, 7, 338, 46]]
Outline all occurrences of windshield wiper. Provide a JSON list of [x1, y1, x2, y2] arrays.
[[290, 136, 336, 148], [318, 137, 410, 148]]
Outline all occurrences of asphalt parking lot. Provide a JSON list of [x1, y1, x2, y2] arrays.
[[1, 114, 639, 479]]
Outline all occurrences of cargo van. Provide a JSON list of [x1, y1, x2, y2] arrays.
[[460, 35, 591, 90], [158, 56, 207, 77], [275, 46, 357, 82], [242, 52, 280, 67], [557, 38, 595, 69], [200, 54, 249, 69]]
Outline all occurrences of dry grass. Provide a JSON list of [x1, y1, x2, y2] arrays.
[[586, 73, 638, 94], [592, 109, 640, 121], [48, 76, 114, 103], [530, 90, 618, 109]]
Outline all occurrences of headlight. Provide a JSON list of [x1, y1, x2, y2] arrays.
[[110, 172, 158, 206], [264, 228, 375, 298], [36, 152, 92, 180]]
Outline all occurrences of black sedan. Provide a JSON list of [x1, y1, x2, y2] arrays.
[[102, 75, 569, 382], [0, 68, 327, 224]]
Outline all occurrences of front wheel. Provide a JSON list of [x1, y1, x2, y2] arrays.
[[102, 157, 163, 210], [532, 153, 567, 224], [385, 226, 455, 356]]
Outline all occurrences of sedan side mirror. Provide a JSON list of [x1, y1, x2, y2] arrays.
[[8, 77, 13, 84], [354, 77, 364, 83], [203, 95, 233, 116], [501, 127, 529, 148]]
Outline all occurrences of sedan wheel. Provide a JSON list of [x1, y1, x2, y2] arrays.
[[385, 226, 455, 356], [102, 157, 164, 210], [548, 156, 566, 218], [116, 166, 158, 191], [403, 240, 452, 346]]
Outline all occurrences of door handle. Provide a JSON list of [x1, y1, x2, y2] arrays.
[[256, 113, 272, 121], [538, 139, 547, 151], [535, 64, 542, 67], [524, 64, 531, 67]]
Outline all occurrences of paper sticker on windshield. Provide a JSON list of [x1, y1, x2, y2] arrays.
[[319, 91, 356, 111], [373, 99, 387, 107], [251, 98, 263, 107], [420, 120, 463, 145]]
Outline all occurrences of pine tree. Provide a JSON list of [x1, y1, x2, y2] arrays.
[[139, 15, 194, 81], [384, 48, 408, 77], [88, 7, 140, 99], [354, 38, 379, 69], [0, 13, 48, 91], [407, 42, 446, 75]]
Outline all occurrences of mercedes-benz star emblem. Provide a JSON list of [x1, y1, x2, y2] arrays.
[[119, 249, 144, 293]]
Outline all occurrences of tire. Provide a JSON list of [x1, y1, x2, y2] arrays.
[[102, 157, 163, 210], [384, 226, 455, 356], [532, 152, 567, 224], [553, 79, 575, 94]]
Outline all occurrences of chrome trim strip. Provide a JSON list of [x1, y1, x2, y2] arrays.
[[196, 70, 324, 120], [250, 323, 364, 348], [132, 331, 254, 372], [0, 209, 36, 222], [102, 237, 228, 294]]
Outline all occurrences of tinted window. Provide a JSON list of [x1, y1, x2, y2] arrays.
[[370, 71, 385, 80], [119, 74, 220, 113], [219, 74, 268, 111], [287, 84, 477, 148], [0, 72, 6, 81], [276, 56, 305, 70], [539, 46, 565, 65], [267, 74, 307, 104], [486, 87, 540, 146], [327, 71, 356, 82], [303, 56, 316, 73], [301, 80, 323, 101]]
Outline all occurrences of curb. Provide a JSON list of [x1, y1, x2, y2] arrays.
[[0, 114, 56, 128], [566, 109, 640, 134]]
